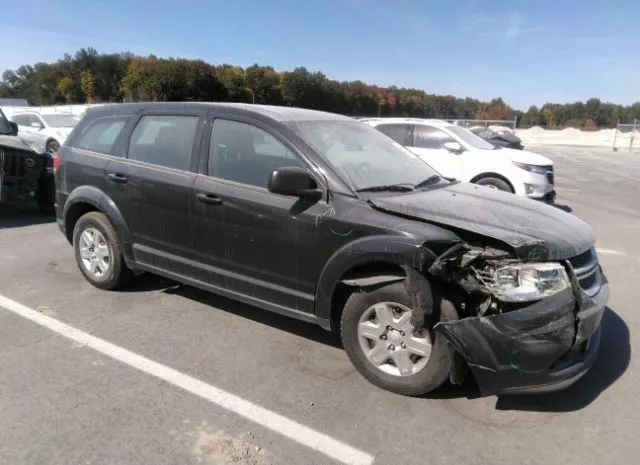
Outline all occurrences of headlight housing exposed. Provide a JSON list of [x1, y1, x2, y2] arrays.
[[492, 262, 570, 302], [513, 162, 549, 176]]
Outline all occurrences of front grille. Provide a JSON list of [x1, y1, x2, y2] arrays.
[[546, 171, 554, 184], [0, 148, 27, 178], [568, 248, 601, 296]]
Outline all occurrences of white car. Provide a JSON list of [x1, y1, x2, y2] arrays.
[[9, 111, 79, 154], [363, 118, 556, 203]]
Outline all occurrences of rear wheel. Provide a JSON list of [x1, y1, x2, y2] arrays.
[[475, 176, 513, 192], [72, 212, 133, 290], [340, 282, 450, 396]]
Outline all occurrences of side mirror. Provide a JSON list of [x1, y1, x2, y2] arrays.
[[8, 121, 18, 136], [31, 121, 43, 129], [443, 141, 464, 153], [268, 166, 322, 201]]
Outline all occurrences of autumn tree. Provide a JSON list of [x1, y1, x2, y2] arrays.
[[1, 47, 638, 128]]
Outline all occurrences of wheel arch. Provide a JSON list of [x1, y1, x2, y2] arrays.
[[469, 172, 515, 192], [45, 137, 60, 152], [63, 186, 135, 263], [314, 235, 439, 331]]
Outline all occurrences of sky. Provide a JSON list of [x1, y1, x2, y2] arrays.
[[2, 0, 639, 110]]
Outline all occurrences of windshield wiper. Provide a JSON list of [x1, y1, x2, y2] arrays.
[[414, 175, 444, 189], [356, 184, 415, 193]]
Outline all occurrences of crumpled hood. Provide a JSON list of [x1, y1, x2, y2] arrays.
[[369, 182, 595, 261]]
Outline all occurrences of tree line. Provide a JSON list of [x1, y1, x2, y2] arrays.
[[1, 48, 638, 129]]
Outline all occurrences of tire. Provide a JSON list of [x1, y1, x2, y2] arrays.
[[46, 140, 60, 154], [72, 211, 133, 290], [475, 176, 513, 192], [340, 282, 450, 396]]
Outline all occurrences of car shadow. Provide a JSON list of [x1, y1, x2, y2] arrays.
[[495, 307, 630, 412], [0, 205, 55, 228], [161, 282, 344, 349], [425, 307, 629, 410]]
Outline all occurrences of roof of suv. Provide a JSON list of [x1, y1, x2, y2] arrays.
[[84, 102, 353, 123]]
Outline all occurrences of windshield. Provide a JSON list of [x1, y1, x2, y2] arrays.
[[41, 114, 79, 128], [0, 109, 13, 135], [288, 120, 441, 191], [447, 125, 497, 150]]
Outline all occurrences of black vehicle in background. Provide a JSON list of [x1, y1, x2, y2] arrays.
[[470, 125, 524, 150], [54, 102, 607, 397], [0, 108, 55, 213]]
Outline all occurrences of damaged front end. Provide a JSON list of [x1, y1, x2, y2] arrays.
[[428, 243, 609, 396], [0, 137, 48, 207]]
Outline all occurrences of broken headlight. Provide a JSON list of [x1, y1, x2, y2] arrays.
[[493, 262, 570, 302]]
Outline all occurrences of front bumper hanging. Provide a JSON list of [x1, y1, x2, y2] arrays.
[[435, 266, 609, 396]]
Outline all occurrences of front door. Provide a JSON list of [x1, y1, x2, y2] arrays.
[[104, 112, 205, 269], [191, 116, 327, 313], [407, 124, 462, 179], [25, 114, 48, 153]]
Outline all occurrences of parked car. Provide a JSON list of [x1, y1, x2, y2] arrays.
[[0, 108, 55, 213], [363, 118, 556, 203], [469, 124, 524, 150], [54, 102, 607, 397], [10, 110, 79, 154]]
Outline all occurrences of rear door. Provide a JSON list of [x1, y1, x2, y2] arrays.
[[104, 110, 206, 269], [407, 124, 462, 178]]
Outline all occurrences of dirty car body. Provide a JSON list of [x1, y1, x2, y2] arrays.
[[54, 102, 608, 396]]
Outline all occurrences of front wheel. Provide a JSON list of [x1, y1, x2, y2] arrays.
[[46, 140, 60, 154], [340, 282, 450, 396], [475, 176, 513, 192]]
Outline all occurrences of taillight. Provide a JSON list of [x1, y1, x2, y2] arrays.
[[52, 151, 61, 174]]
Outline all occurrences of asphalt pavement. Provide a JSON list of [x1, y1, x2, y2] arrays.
[[0, 145, 638, 465]]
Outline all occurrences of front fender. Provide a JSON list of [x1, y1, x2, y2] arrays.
[[63, 185, 134, 262], [314, 235, 437, 321]]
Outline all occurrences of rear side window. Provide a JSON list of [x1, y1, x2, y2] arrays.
[[375, 124, 408, 144], [129, 115, 199, 171], [74, 118, 127, 154]]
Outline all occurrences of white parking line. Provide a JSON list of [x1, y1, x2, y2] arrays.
[[0, 293, 374, 465]]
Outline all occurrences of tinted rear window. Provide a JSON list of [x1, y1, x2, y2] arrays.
[[74, 118, 128, 154]]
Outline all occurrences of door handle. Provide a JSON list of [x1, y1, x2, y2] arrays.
[[196, 193, 223, 206], [106, 173, 128, 184]]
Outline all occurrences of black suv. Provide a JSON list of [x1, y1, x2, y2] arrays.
[[54, 102, 609, 396]]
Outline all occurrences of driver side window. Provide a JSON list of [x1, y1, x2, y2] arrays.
[[208, 119, 305, 188], [412, 125, 455, 149], [28, 115, 43, 128]]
